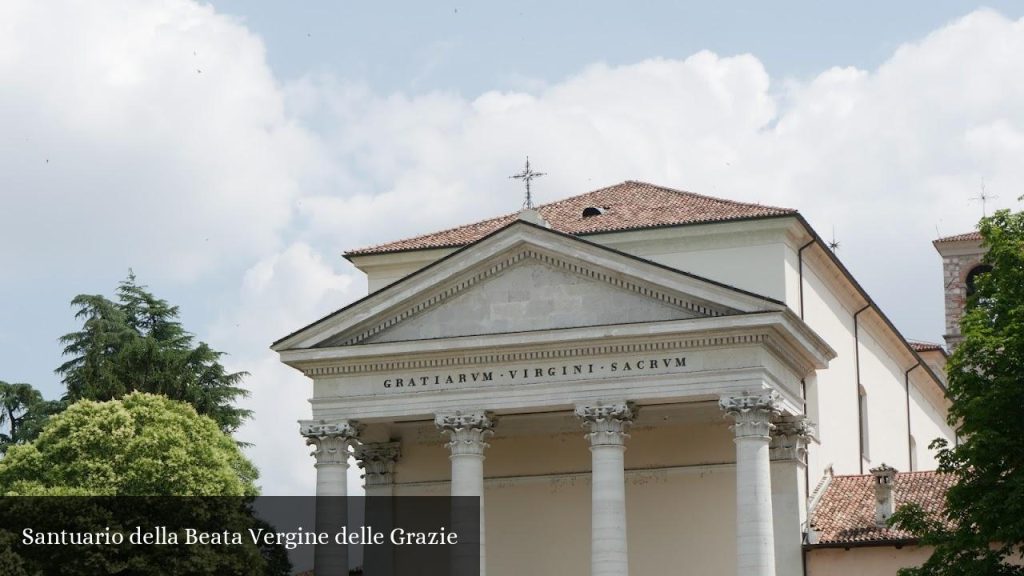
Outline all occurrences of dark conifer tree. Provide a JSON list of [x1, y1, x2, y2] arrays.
[[56, 273, 251, 433]]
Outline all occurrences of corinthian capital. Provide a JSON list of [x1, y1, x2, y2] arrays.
[[435, 411, 496, 457], [719, 392, 781, 439], [770, 415, 815, 462], [575, 402, 635, 447], [299, 419, 361, 466], [355, 441, 402, 485]]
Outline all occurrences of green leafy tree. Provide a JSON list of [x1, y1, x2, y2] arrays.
[[57, 272, 251, 433], [891, 209, 1024, 575], [0, 394, 290, 575], [0, 392, 257, 495]]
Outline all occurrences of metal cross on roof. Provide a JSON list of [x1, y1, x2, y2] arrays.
[[970, 180, 998, 217], [509, 156, 546, 209]]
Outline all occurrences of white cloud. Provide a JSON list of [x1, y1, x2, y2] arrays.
[[0, 0, 323, 283], [209, 243, 360, 494]]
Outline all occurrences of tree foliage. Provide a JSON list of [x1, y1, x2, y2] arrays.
[[0, 392, 257, 496], [0, 394, 292, 575], [56, 273, 251, 433], [0, 381, 62, 453], [892, 209, 1024, 575]]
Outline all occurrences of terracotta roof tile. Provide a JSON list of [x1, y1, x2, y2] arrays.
[[909, 341, 945, 353], [810, 471, 954, 545], [345, 181, 795, 257], [935, 230, 982, 243]]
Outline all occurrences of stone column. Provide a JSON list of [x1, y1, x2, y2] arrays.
[[356, 441, 401, 576], [436, 411, 495, 576], [720, 393, 780, 576], [575, 402, 635, 576], [300, 419, 360, 576], [769, 415, 813, 576]]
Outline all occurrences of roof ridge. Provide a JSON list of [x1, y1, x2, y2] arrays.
[[622, 179, 794, 213], [831, 469, 943, 479]]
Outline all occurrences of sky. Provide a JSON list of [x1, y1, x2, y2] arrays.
[[2, 0, 1024, 495]]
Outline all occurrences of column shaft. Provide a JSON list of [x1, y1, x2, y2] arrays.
[[720, 393, 780, 576], [356, 442, 401, 576], [735, 435, 774, 573], [576, 402, 634, 576], [436, 411, 494, 576], [770, 416, 813, 576], [451, 450, 485, 498], [316, 461, 348, 497], [301, 419, 360, 576]]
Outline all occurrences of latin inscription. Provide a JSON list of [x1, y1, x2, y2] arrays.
[[382, 356, 687, 390]]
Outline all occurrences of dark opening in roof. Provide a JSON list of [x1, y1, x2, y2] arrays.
[[582, 206, 603, 218]]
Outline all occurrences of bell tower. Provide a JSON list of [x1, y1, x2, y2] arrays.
[[933, 231, 988, 350]]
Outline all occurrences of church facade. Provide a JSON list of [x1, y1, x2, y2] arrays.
[[273, 181, 957, 575]]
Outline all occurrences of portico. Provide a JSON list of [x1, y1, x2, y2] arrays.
[[277, 217, 834, 575]]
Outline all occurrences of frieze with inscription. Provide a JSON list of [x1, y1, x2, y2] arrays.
[[382, 355, 690, 390]]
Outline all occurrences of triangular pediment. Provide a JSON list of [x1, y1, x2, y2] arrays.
[[273, 220, 783, 351], [333, 250, 708, 346]]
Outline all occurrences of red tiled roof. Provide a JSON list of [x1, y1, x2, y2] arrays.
[[909, 341, 945, 353], [810, 471, 954, 545], [934, 230, 982, 243], [345, 181, 796, 257]]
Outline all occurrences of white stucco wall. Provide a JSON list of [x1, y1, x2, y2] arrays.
[[806, 546, 935, 576], [800, 256, 861, 476], [908, 373, 950, 470], [794, 250, 954, 480], [586, 221, 793, 304], [858, 320, 915, 471]]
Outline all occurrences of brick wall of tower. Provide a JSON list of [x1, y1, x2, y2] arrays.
[[940, 252, 985, 350]]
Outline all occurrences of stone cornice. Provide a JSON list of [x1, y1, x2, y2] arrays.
[[303, 331, 767, 377], [280, 310, 833, 380]]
